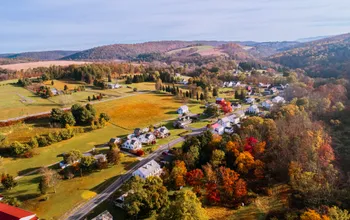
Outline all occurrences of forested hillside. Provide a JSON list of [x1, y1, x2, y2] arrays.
[[269, 33, 350, 78], [5, 50, 79, 60]]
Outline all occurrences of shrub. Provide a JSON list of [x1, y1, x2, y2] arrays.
[[99, 113, 110, 122], [37, 136, 49, 147], [1, 173, 17, 190], [10, 141, 28, 156], [28, 137, 39, 149], [135, 150, 144, 156]]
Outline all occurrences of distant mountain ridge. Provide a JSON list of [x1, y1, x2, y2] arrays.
[[1, 50, 79, 61], [269, 33, 350, 78], [61, 40, 298, 61]]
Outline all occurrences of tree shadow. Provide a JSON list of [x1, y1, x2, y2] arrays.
[[17, 167, 41, 176]]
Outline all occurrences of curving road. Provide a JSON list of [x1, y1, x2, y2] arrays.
[[65, 129, 205, 220]]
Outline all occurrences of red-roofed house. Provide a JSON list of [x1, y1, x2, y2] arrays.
[[0, 203, 37, 220]]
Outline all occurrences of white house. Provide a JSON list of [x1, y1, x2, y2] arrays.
[[218, 115, 240, 127], [92, 210, 113, 220], [246, 105, 260, 114], [261, 100, 273, 110], [138, 133, 157, 145], [122, 138, 142, 152], [245, 97, 255, 104], [107, 83, 122, 89], [177, 105, 189, 115], [272, 96, 285, 104], [132, 160, 162, 179], [154, 126, 170, 139], [210, 123, 225, 135]]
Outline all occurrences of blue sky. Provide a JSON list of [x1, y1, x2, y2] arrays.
[[1, 0, 350, 53]]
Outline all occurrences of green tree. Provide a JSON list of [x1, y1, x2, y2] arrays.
[[210, 149, 225, 168], [50, 108, 64, 123], [212, 87, 218, 97], [80, 156, 96, 173], [204, 105, 219, 117], [1, 173, 17, 190], [64, 150, 82, 164], [60, 112, 76, 127], [99, 113, 110, 122], [124, 176, 169, 217], [157, 190, 208, 220]]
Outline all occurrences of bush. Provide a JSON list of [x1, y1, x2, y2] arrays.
[[10, 141, 28, 156], [59, 129, 73, 140], [1, 173, 17, 190], [135, 150, 144, 156], [37, 136, 49, 147], [28, 137, 39, 149], [133, 88, 138, 92]]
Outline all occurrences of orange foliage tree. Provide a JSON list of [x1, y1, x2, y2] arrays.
[[171, 160, 187, 188]]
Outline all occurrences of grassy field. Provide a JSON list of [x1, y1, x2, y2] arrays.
[[44, 80, 87, 91], [94, 93, 183, 129], [2, 154, 137, 220], [1, 125, 128, 176], [166, 45, 214, 55], [0, 61, 91, 71], [0, 84, 61, 120], [0, 118, 61, 142]]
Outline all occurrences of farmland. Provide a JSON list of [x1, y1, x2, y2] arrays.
[[0, 60, 90, 71]]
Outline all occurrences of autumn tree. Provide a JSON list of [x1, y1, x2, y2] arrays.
[[157, 190, 209, 220], [218, 167, 239, 199], [38, 167, 61, 194], [235, 151, 255, 174], [170, 160, 187, 188], [107, 147, 121, 165], [210, 149, 225, 168], [186, 169, 204, 193], [1, 173, 17, 190]]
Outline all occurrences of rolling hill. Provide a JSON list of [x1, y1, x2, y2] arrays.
[[4, 50, 79, 60], [269, 33, 350, 78]]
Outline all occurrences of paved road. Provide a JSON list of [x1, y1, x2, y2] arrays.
[[65, 136, 187, 220]]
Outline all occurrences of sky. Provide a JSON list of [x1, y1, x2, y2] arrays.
[[1, 0, 350, 53]]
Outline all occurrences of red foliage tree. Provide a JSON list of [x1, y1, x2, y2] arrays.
[[186, 169, 204, 187], [206, 183, 220, 204], [234, 178, 247, 198]]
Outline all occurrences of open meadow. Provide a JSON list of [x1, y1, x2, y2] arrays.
[[0, 60, 90, 71], [94, 93, 184, 129]]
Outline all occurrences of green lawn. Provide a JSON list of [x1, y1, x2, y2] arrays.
[[0, 84, 60, 120], [1, 154, 138, 220], [1, 125, 128, 176]]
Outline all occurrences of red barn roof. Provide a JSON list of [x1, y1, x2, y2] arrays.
[[0, 203, 37, 220]]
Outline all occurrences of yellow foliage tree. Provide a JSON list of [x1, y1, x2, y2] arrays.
[[235, 151, 255, 174]]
